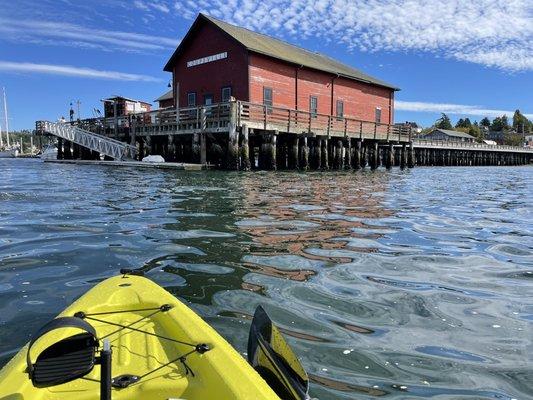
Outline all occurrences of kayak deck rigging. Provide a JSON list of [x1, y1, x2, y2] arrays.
[[74, 304, 211, 386]]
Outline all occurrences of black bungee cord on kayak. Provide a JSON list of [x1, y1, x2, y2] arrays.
[[73, 303, 210, 389]]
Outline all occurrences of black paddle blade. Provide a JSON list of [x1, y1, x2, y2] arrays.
[[247, 306, 309, 400]]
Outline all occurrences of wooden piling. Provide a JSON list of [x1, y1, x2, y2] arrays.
[[344, 139, 352, 170], [369, 141, 379, 170], [265, 131, 277, 170], [57, 138, 63, 159], [407, 142, 415, 168], [226, 102, 239, 170], [385, 143, 393, 169], [321, 138, 329, 170], [299, 136, 309, 170], [353, 140, 361, 169], [333, 139, 343, 169], [400, 144, 407, 169], [288, 135, 299, 169], [63, 140, 72, 160], [240, 125, 251, 170]]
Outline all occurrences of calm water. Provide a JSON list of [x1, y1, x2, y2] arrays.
[[0, 159, 531, 399]]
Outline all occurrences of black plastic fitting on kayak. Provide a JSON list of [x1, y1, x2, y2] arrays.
[[160, 304, 173, 312], [111, 374, 140, 388], [196, 343, 210, 354], [119, 268, 145, 277]]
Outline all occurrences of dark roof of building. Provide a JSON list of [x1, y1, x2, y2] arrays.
[[164, 14, 399, 91], [428, 128, 475, 139], [155, 89, 173, 102]]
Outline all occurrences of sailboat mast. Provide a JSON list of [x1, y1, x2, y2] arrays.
[[0, 120, 3, 147], [3, 87, 9, 147]]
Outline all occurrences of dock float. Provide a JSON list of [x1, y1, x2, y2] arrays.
[[43, 159, 208, 170]]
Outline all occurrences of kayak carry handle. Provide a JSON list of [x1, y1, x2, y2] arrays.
[[119, 268, 145, 277]]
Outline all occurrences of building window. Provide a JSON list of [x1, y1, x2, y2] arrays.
[[187, 92, 196, 107], [310, 96, 318, 118], [263, 87, 273, 113], [375, 107, 382, 124], [336, 100, 344, 119], [221, 86, 232, 102]]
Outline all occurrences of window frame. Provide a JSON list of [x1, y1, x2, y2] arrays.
[[187, 92, 197, 107], [221, 86, 232, 103], [336, 100, 344, 120], [310, 95, 318, 118], [375, 107, 382, 124], [263, 87, 273, 114]]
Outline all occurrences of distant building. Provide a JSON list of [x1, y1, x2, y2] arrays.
[[483, 139, 497, 145], [525, 135, 533, 147], [155, 90, 174, 109], [395, 121, 422, 135], [102, 96, 151, 118], [419, 128, 475, 142], [486, 130, 504, 144]]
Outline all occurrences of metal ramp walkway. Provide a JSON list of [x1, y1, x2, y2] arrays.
[[36, 121, 137, 160]]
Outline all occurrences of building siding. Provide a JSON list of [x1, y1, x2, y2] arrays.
[[248, 53, 394, 123], [333, 77, 393, 124], [171, 22, 249, 107], [249, 53, 296, 108]]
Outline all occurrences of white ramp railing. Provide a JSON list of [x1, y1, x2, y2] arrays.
[[36, 121, 137, 160]]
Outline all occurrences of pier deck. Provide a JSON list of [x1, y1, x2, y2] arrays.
[[36, 100, 532, 170]]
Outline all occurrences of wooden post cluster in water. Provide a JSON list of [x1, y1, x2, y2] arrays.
[[52, 128, 532, 169], [413, 148, 531, 167]]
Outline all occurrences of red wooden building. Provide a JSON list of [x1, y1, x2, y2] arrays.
[[164, 13, 399, 124]]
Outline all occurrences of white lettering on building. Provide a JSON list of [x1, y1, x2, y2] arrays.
[[187, 52, 228, 68]]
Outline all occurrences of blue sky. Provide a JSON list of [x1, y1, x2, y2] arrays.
[[0, 0, 531, 131]]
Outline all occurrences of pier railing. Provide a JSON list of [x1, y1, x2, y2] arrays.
[[237, 101, 411, 141], [67, 101, 411, 142], [36, 121, 137, 160], [413, 139, 533, 153]]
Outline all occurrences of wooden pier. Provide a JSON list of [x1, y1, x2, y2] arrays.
[[37, 101, 532, 170]]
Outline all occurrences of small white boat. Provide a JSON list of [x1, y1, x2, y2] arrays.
[[0, 148, 16, 158], [40, 145, 58, 160]]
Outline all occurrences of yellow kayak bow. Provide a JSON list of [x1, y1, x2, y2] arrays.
[[0, 272, 309, 400]]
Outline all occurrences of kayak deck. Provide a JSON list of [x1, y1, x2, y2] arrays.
[[0, 275, 279, 400]]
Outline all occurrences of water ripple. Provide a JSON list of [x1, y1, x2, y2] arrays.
[[0, 160, 531, 399]]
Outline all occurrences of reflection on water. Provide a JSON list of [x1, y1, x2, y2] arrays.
[[0, 159, 531, 399]]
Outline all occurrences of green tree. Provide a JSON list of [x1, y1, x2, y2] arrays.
[[512, 109, 531, 134], [455, 117, 472, 129], [435, 113, 453, 130], [491, 115, 510, 132], [501, 115, 510, 130], [480, 117, 491, 128], [468, 125, 482, 142]]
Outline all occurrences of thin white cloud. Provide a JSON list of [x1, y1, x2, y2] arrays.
[[0, 61, 162, 82], [134, 1, 170, 13], [0, 19, 179, 53], [396, 100, 532, 119], [172, 0, 533, 71]]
